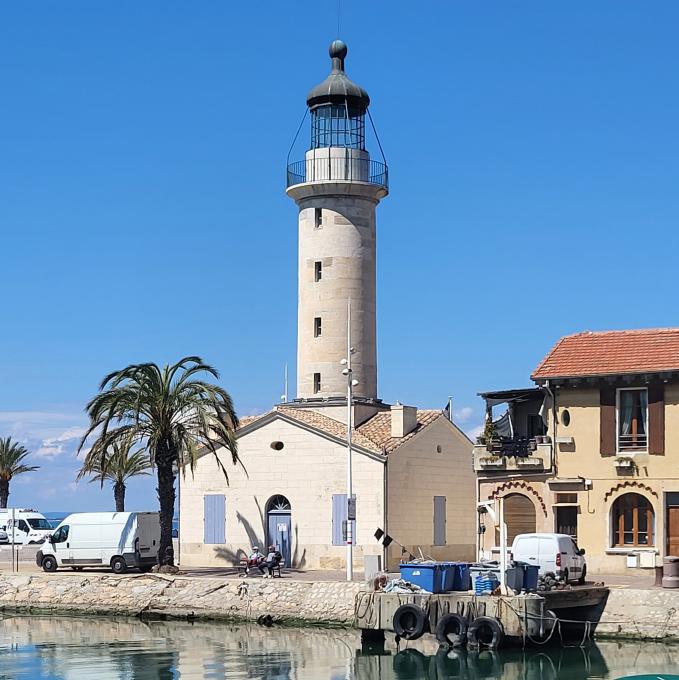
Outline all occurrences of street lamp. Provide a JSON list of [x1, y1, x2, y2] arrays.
[[341, 300, 358, 581]]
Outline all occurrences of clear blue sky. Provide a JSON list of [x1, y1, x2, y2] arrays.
[[2, 2, 678, 511]]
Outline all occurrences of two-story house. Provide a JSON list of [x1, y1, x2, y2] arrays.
[[474, 328, 679, 575]]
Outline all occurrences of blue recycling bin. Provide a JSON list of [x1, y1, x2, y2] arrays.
[[523, 564, 539, 592], [440, 562, 471, 591], [399, 563, 444, 593]]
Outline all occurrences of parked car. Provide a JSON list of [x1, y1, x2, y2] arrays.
[[36, 511, 160, 574], [510, 532, 586, 584]]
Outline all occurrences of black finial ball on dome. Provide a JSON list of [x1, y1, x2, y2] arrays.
[[329, 39, 348, 60]]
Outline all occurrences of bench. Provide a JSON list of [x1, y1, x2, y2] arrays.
[[238, 558, 285, 578]]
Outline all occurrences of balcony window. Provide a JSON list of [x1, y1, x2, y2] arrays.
[[617, 388, 648, 452], [612, 493, 654, 547]]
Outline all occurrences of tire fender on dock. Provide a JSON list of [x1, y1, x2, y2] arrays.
[[435, 613, 468, 648], [392, 604, 428, 641], [467, 616, 505, 650]]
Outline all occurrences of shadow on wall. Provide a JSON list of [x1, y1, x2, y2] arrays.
[[212, 497, 306, 569]]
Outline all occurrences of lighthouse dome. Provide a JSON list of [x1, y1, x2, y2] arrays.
[[306, 40, 370, 112]]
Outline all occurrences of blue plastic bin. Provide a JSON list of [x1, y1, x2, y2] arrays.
[[523, 564, 539, 592], [440, 562, 471, 591], [399, 563, 443, 593]]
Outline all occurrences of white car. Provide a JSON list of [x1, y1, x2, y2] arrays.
[[511, 533, 587, 584]]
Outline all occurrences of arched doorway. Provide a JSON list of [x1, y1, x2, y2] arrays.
[[503, 493, 536, 544], [266, 495, 292, 566]]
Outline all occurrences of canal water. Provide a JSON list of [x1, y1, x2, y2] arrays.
[[1, 615, 678, 679]]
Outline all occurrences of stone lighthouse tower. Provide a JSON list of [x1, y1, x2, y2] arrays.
[[286, 40, 388, 405]]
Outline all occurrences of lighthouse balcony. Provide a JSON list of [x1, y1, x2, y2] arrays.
[[287, 149, 388, 189]]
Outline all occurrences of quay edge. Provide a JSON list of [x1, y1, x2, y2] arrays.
[[1, 573, 679, 642]]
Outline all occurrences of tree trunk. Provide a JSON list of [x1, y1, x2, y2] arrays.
[[113, 482, 126, 512], [155, 442, 176, 567], [0, 479, 8, 509]]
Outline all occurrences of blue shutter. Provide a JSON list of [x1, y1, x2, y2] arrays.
[[434, 496, 446, 546], [332, 494, 357, 546], [204, 495, 226, 544], [332, 494, 347, 546]]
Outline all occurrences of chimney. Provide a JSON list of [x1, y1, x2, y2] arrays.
[[391, 402, 418, 438]]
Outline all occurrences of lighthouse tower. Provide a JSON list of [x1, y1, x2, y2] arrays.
[[286, 40, 388, 405]]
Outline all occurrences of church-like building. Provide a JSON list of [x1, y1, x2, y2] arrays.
[[179, 41, 476, 571]]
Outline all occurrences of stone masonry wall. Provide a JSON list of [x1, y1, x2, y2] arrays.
[[597, 588, 679, 640], [0, 573, 364, 625], [3, 573, 679, 641]]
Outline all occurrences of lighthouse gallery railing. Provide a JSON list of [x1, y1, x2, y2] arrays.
[[286, 157, 388, 189]]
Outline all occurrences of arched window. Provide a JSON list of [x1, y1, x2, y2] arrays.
[[612, 493, 654, 547], [503, 493, 536, 544], [266, 495, 291, 513]]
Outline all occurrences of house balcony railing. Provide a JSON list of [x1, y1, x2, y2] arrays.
[[618, 433, 648, 452], [473, 438, 552, 473], [286, 157, 388, 189]]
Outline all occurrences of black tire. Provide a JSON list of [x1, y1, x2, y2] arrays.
[[435, 613, 468, 648], [42, 555, 57, 572], [578, 565, 587, 585], [467, 616, 505, 650], [563, 568, 569, 583], [139, 565, 154, 573], [392, 649, 427, 678], [111, 556, 127, 574], [392, 604, 427, 641], [71, 566, 84, 571]]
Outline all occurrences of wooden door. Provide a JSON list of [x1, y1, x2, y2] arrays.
[[504, 494, 536, 544], [667, 507, 679, 557]]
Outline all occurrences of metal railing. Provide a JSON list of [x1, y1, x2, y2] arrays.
[[618, 434, 648, 451], [286, 157, 388, 189]]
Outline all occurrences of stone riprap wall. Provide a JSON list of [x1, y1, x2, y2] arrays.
[[597, 588, 679, 640], [0, 574, 364, 625], [4, 574, 679, 641]]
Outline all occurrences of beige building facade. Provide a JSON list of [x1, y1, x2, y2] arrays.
[[475, 328, 679, 576], [180, 404, 475, 570]]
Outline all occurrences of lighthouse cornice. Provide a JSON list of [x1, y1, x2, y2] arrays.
[[286, 180, 388, 204]]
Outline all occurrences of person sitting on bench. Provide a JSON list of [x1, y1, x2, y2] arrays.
[[245, 546, 264, 574], [258, 545, 282, 578]]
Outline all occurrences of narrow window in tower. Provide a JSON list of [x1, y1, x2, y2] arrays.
[[314, 208, 323, 229], [313, 373, 321, 394], [314, 317, 322, 338], [314, 261, 322, 282]]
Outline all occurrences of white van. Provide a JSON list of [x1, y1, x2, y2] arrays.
[[511, 533, 587, 584], [36, 512, 160, 574], [0, 509, 53, 544]]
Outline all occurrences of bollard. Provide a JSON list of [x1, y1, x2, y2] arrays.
[[662, 555, 679, 588]]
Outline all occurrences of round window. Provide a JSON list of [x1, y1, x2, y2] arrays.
[[436, 445, 443, 453], [270, 441, 284, 451], [561, 410, 571, 427]]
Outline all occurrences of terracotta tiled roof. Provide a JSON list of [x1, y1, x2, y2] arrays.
[[532, 328, 679, 380], [236, 405, 445, 455], [357, 409, 443, 454], [276, 406, 383, 453]]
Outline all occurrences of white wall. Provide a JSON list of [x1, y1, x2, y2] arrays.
[[179, 417, 385, 569]]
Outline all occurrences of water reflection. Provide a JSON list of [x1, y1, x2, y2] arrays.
[[1, 615, 678, 679]]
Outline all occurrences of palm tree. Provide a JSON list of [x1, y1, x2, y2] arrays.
[[79, 356, 239, 569], [77, 441, 152, 512], [0, 437, 39, 509]]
